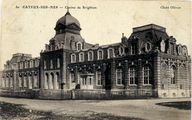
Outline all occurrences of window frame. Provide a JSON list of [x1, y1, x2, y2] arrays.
[[88, 51, 94, 61], [143, 66, 151, 85], [97, 49, 103, 60], [116, 69, 123, 86], [76, 42, 82, 51], [79, 52, 84, 62], [96, 71, 102, 86], [71, 54, 76, 63], [129, 67, 137, 85], [107, 48, 115, 59]]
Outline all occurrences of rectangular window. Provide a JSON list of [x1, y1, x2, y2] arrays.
[[19, 77, 22, 87], [144, 66, 150, 84], [116, 69, 123, 85], [24, 76, 27, 87], [180, 84, 183, 89], [129, 67, 136, 84], [87, 76, 93, 85], [161, 84, 164, 89], [96, 71, 102, 86]]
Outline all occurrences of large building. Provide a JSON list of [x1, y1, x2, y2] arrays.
[[0, 11, 191, 99]]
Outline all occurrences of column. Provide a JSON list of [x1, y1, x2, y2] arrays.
[[1, 77, 5, 88], [111, 59, 116, 89], [75, 66, 78, 84], [62, 53, 66, 86], [176, 60, 180, 90], [101, 65, 105, 89], [13, 71, 17, 90], [55, 73, 59, 89], [154, 55, 161, 97], [44, 74, 48, 89], [124, 60, 129, 89], [53, 73, 57, 90], [138, 59, 143, 89], [93, 64, 96, 89], [19, 76, 22, 88]]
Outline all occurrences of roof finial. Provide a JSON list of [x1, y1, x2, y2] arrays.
[[122, 33, 124, 37], [67, 0, 69, 13]]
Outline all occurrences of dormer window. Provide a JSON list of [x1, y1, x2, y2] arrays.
[[119, 47, 125, 56], [77, 42, 82, 51], [131, 43, 137, 55], [145, 42, 151, 52], [79, 52, 84, 62], [107, 48, 114, 59], [88, 51, 94, 61], [71, 54, 76, 63], [97, 50, 103, 60]]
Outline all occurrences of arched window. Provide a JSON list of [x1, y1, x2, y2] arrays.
[[79, 52, 84, 62], [131, 43, 137, 55], [19, 62, 23, 69], [77, 42, 82, 51], [50, 60, 53, 69], [116, 69, 123, 85], [119, 47, 124, 56], [170, 66, 176, 84], [24, 61, 28, 68], [28, 75, 32, 89], [97, 50, 103, 60], [129, 67, 137, 84], [18, 75, 22, 87], [143, 66, 151, 84], [33, 74, 38, 88], [24, 75, 27, 87], [57, 58, 60, 68], [34, 59, 39, 67], [88, 51, 94, 61], [30, 60, 33, 68], [108, 48, 114, 59], [71, 54, 76, 63], [96, 71, 102, 86], [44, 60, 47, 69]]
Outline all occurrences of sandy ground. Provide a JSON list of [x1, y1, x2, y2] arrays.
[[0, 97, 191, 120]]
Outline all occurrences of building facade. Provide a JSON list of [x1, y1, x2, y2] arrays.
[[0, 11, 191, 99]]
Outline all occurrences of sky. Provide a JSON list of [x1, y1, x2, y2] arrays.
[[0, 0, 191, 69]]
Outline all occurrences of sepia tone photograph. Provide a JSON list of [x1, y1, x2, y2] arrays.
[[0, 0, 191, 120]]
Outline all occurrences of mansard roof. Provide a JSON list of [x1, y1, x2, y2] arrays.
[[9, 53, 32, 63], [129, 24, 169, 42]]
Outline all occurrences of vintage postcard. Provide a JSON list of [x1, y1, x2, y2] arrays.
[[0, 0, 191, 120]]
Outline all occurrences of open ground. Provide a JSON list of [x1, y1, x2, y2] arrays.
[[0, 97, 190, 120]]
